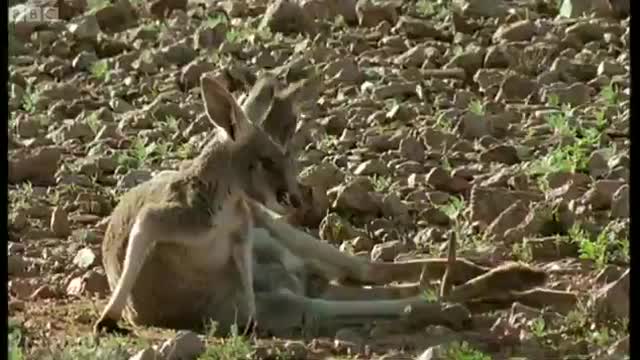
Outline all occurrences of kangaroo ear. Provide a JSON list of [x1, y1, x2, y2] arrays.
[[260, 76, 319, 147], [241, 74, 277, 126], [200, 74, 249, 141]]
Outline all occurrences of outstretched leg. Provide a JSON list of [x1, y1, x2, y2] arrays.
[[251, 202, 487, 285], [255, 289, 471, 338]]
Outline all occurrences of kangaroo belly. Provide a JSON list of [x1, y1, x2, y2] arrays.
[[126, 245, 251, 332]]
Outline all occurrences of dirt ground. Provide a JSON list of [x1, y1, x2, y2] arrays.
[[8, 0, 629, 359]]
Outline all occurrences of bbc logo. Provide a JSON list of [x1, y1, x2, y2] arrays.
[[9, 5, 59, 22]]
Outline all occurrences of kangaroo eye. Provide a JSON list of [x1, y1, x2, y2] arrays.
[[261, 157, 276, 169]]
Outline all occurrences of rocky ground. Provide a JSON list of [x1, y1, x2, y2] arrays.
[[8, 0, 630, 359]]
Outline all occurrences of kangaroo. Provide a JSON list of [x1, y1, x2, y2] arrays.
[[96, 73, 548, 338], [94, 73, 302, 335]]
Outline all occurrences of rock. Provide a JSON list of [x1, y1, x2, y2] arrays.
[[40, 83, 82, 102], [588, 150, 609, 179], [159, 330, 205, 360], [399, 137, 425, 162], [130, 348, 165, 360], [355, 0, 398, 27], [416, 344, 449, 360], [353, 159, 389, 176], [609, 0, 630, 18], [422, 208, 451, 226], [394, 17, 445, 39], [73, 248, 97, 269], [30, 285, 58, 300], [480, 145, 520, 165], [118, 170, 152, 190], [494, 19, 536, 42], [194, 24, 227, 50], [318, 213, 359, 244], [8, 255, 27, 277], [332, 178, 379, 214], [50, 207, 71, 238], [454, 0, 508, 18], [445, 47, 485, 77], [9, 146, 62, 185], [594, 269, 629, 321], [352, 236, 374, 252], [95, 0, 138, 33], [371, 240, 407, 261], [67, 270, 109, 297], [68, 14, 101, 41], [559, 0, 614, 18], [565, 22, 606, 43], [606, 335, 629, 358], [326, 58, 364, 85], [485, 200, 529, 243], [597, 60, 626, 77], [425, 167, 453, 192], [470, 186, 543, 227], [457, 112, 490, 140], [372, 82, 419, 99], [610, 184, 629, 219], [159, 42, 196, 66], [181, 61, 216, 90], [583, 180, 625, 210], [498, 73, 538, 101], [299, 162, 345, 189], [334, 328, 364, 353], [72, 51, 99, 71], [381, 193, 409, 219], [261, 0, 315, 36], [300, 0, 358, 23], [526, 236, 579, 260], [15, 114, 41, 138], [542, 83, 592, 107], [413, 227, 443, 247], [149, 0, 187, 19]]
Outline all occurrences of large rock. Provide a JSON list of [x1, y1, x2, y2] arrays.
[[260, 0, 315, 36]]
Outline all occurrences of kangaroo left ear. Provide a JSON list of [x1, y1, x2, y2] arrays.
[[260, 76, 320, 148], [241, 74, 277, 126]]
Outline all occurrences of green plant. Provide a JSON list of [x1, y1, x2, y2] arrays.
[[445, 341, 492, 360], [512, 241, 533, 263], [600, 83, 619, 106], [85, 112, 102, 134], [370, 174, 393, 192], [438, 195, 465, 220], [468, 100, 485, 116], [422, 287, 439, 303], [117, 138, 157, 170], [177, 142, 197, 160], [201, 323, 252, 360], [529, 317, 547, 338], [9, 322, 24, 360], [90, 60, 111, 82], [21, 85, 39, 113], [569, 222, 628, 269], [35, 335, 144, 360], [527, 116, 602, 176], [206, 13, 228, 28], [87, 0, 110, 11]]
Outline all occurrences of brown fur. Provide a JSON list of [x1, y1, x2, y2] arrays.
[[94, 74, 301, 335], [95, 74, 547, 338]]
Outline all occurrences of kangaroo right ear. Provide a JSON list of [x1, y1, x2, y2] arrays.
[[200, 74, 248, 141]]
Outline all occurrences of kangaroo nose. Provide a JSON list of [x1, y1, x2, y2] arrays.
[[289, 193, 302, 209]]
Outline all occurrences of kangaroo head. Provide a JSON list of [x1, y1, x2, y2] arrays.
[[200, 73, 303, 214]]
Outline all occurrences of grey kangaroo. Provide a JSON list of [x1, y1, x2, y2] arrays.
[[95, 73, 546, 338]]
